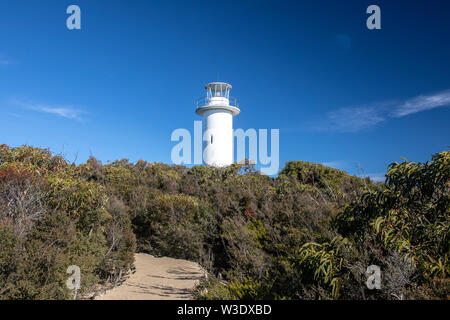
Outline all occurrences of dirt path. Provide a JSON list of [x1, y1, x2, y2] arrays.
[[96, 253, 206, 300]]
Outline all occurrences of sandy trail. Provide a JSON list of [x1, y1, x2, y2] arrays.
[[96, 253, 205, 300]]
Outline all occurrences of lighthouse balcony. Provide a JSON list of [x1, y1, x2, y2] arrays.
[[196, 96, 239, 109], [195, 96, 240, 116]]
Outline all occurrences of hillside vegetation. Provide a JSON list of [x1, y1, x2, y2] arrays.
[[0, 144, 448, 299]]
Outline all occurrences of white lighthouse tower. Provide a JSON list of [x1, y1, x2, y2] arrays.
[[196, 82, 240, 167]]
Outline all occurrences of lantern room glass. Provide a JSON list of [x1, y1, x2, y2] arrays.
[[206, 83, 231, 99]]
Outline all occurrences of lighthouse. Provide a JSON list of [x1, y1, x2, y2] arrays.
[[196, 82, 240, 167]]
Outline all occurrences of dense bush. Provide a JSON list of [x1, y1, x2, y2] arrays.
[[0, 144, 448, 300], [334, 151, 449, 299], [0, 145, 135, 299]]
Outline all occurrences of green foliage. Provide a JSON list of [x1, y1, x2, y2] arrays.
[[291, 236, 354, 299], [193, 277, 232, 300], [1, 144, 447, 300], [0, 145, 135, 300], [335, 151, 450, 299], [280, 161, 349, 188], [228, 276, 274, 300]]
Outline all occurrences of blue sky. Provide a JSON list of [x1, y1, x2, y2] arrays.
[[1, 0, 449, 180]]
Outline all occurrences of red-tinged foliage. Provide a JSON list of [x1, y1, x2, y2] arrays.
[[0, 166, 37, 181]]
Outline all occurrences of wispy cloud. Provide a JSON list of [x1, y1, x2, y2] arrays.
[[11, 99, 87, 120], [319, 106, 386, 133], [392, 90, 450, 117], [311, 89, 450, 132]]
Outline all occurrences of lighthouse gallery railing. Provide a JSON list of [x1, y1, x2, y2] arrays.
[[196, 96, 239, 109]]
